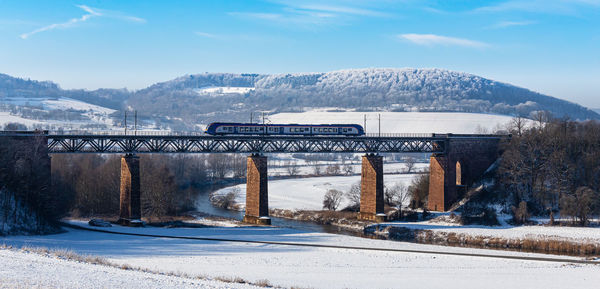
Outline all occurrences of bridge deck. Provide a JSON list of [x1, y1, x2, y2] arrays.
[[2, 130, 508, 154], [43, 133, 507, 154]]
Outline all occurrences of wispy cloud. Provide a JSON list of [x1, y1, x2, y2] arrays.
[[194, 31, 218, 38], [20, 4, 145, 39], [230, 1, 388, 27], [490, 20, 536, 29], [294, 4, 389, 17], [398, 33, 489, 48], [473, 0, 600, 15]]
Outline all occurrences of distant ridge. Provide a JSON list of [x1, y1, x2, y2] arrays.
[[1, 69, 599, 130]]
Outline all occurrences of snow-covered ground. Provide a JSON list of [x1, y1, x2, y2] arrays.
[[214, 174, 419, 211], [268, 111, 521, 134], [267, 160, 428, 176], [195, 86, 254, 96], [0, 248, 259, 289], [380, 217, 600, 243], [1, 97, 115, 115], [2, 221, 599, 289], [0, 111, 43, 128], [0, 96, 116, 130]]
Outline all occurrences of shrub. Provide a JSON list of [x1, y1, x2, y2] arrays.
[[408, 173, 429, 209], [511, 201, 530, 224], [323, 189, 343, 211], [344, 182, 361, 211], [210, 187, 240, 209]]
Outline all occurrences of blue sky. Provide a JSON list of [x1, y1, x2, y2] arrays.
[[1, 0, 599, 107]]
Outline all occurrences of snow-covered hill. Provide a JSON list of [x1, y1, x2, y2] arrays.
[[127, 68, 599, 129], [0, 96, 117, 130], [2, 69, 597, 131], [268, 111, 520, 134]]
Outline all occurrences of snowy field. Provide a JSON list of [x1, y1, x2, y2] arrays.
[[2, 221, 599, 289], [380, 218, 600, 243], [0, 249, 259, 289], [213, 174, 419, 211], [268, 111, 519, 134], [0, 111, 43, 128], [0, 96, 116, 130]]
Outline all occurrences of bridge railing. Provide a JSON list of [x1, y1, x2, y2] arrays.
[[47, 130, 209, 136], [48, 130, 438, 138], [364, 133, 435, 138]]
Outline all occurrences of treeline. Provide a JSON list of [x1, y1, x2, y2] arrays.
[[1, 134, 59, 234], [52, 154, 247, 219], [498, 116, 600, 225]]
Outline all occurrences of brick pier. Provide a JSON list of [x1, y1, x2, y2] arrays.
[[428, 137, 503, 211], [118, 154, 142, 226], [358, 154, 385, 222], [243, 154, 271, 225]]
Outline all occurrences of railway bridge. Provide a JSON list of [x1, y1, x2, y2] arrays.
[[1, 131, 508, 225]]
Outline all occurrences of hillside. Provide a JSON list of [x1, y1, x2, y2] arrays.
[[1, 69, 598, 130], [127, 69, 599, 129]]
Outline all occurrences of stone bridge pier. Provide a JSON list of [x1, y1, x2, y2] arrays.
[[118, 153, 142, 226], [428, 136, 503, 212], [243, 154, 271, 225], [358, 154, 385, 222]]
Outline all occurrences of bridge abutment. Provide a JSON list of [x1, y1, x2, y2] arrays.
[[243, 154, 271, 225], [118, 154, 142, 226], [428, 137, 503, 212], [358, 154, 385, 222]]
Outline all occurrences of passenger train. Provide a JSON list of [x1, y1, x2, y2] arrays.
[[205, 122, 365, 136]]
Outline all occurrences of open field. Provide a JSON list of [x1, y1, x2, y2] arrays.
[[2, 220, 599, 289]]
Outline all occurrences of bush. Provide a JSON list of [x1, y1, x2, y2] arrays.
[[344, 182, 361, 211], [408, 173, 429, 209], [511, 201, 530, 224], [323, 189, 343, 211], [210, 187, 240, 210]]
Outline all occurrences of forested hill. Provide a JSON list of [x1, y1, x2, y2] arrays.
[[127, 69, 599, 126], [0, 73, 129, 110], [1, 69, 598, 130]]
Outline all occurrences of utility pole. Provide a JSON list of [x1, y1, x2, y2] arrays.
[[124, 111, 127, 135], [364, 114, 367, 134], [134, 110, 138, 136], [378, 113, 381, 137], [250, 112, 253, 124], [262, 111, 266, 135]]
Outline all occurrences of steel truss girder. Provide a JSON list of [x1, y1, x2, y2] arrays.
[[47, 135, 448, 154]]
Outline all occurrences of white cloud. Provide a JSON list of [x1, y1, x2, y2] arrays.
[[195, 31, 217, 38], [473, 0, 600, 14], [20, 5, 145, 39], [491, 20, 536, 28], [398, 33, 489, 48], [230, 1, 389, 27], [295, 4, 389, 17]]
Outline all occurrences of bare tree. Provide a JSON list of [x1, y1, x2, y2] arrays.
[[231, 154, 246, 178], [508, 116, 526, 137], [404, 156, 416, 173], [560, 186, 594, 226], [343, 164, 354, 175], [309, 160, 322, 175], [325, 164, 341, 175], [408, 172, 429, 209], [345, 182, 361, 210], [323, 189, 343, 211], [384, 182, 409, 207], [285, 160, 300, 176]]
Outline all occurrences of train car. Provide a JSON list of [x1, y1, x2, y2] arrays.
[[204, 122, 365, 136]]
